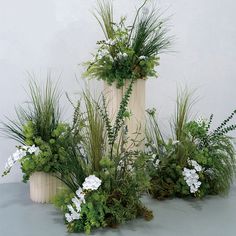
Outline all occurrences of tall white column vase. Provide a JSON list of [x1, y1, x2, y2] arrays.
[[29, 172, 63, 203], [104, 79, 146, 149]]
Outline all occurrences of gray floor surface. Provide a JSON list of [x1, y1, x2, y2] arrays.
[[0, 183, 235, 236]]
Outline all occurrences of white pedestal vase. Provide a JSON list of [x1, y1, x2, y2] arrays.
[[29, 172, 63, 203], [104, 79, 146, 149]]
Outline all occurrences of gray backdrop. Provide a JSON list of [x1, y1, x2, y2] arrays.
[[0, 0, 235, 183]]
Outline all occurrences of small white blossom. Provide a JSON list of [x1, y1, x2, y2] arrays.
[[153, 159, 160, 168], [76, 187, 86, 204], [65, 175, 102, 223], [139, 55, 146, 60], [150, 154, 160, 168], [27, 145, 40, 155], [65, 213, 73, 223], [7, 156, 14, 167], [82, 175, 102, 191], [108, 55, 114, 62], [71, 211, 80, 220], [190, 185, 198, 193], [188, 159, 202, 172], [12, 149, 26, 161], [183, 167, 201, 194], [196, 116, 207, 127], [152, 154, 157, 159], [72, 197, 82, 212], [67, 204, 80, 220], [117, 52, 123, 59], [105, 39, 116, 46], [117, 52, 128, 60], [172, 140, 180, 145], [3, 145, 40, 176], [127, 164, 133, 172], [97, 49, 109, 59]]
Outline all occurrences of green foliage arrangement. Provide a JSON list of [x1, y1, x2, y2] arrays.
[[146, 90, 236, 199], [84, 0, 171, 88], [1, 78, 70, 182], [53, 81, 153, 234]]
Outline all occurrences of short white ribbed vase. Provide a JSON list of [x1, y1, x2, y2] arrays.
[[29, 172, 63, 203]]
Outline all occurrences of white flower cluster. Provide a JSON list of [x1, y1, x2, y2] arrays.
[[65, 175, 102, 223], [117, 159, 133, 172], [82, 175, 102, 191], [151, 154, 160, 168], [4, 145, 40, 174], [105, 38, 116, 46], [196, 116, 206, 127], [97, 49, 109, 60], [117, 52, 128, 60], [139, 55, 146, 60], [182, 159, 202, 193], [96, 48, 115, 63], [117, 154, 135, 172]]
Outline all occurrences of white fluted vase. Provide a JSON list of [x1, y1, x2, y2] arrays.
[[104, 79, 146, 149], [29, 172, 63, 203]]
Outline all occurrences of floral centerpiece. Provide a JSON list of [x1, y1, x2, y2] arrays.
[[145, 90, 236, 199], [84, 0, 171, 88]]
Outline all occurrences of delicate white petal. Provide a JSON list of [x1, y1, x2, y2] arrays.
[[82, 175, 102, 191], [65, 213, 73, 223], [72, 197, 82, 212]]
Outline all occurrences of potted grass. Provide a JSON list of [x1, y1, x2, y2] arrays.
[[1, 78, 67, 203], [84, 0, 171, 144]]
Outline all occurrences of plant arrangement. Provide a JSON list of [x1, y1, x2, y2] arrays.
[[53, 81, 153, 234], [84, 0, 171, 88], [146, 90, 236, 199], [1, 79, 70, 182]]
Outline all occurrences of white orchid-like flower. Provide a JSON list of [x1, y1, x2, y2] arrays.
[[188, 159, 202, 172], [105, 39, 116, 46], [154, 159, 160, 168], [117, 52, 128, 60], [82, 175, 102, 191], [65, 213, 73, 223], [196, 116, 207, 127], [76, 187, 86, 204], [139, 55, 146, 60], [27, 145, 40, 155], [183, 166, 202, 194], [72, 197, 82, 212], [65, 175, 102, 223], [67, 204, 80, 220], [150, 154, 160, 168], [12, 149, 26, 161], [3, 145, 40, 175]]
